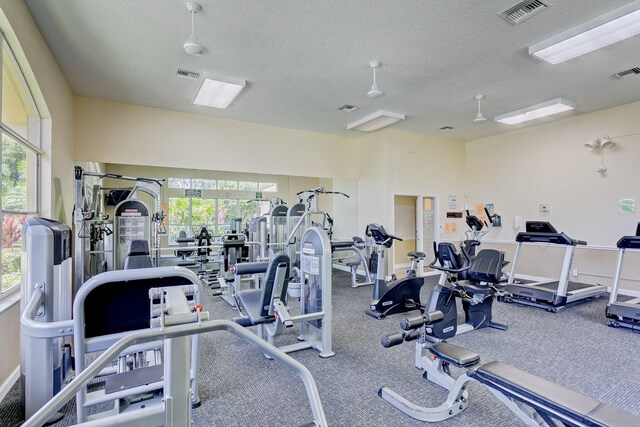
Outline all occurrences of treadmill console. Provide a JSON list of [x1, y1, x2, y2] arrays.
[[635, 222, 640, 237], [525, 221, 558, 234]]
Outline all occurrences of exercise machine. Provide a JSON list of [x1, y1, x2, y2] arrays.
[[606, 223, 640, 330], [379, 311, 640, 426], [234, 226, 335, 357], [365, 223, 426, 319], [503, 221, 607, 312], [23, 282, 328, 427], [331, 236, 373, 288], [20, 217, 73, 423], [424, 243, 507, 340], [73, 166, 166, 289]]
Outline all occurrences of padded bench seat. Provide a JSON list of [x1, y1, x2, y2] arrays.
[[429, 342, 480, 368], [471, 361, 640, 427]]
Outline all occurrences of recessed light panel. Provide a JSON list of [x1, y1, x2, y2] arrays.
[[192, 72, 246, 109], [495, 98, 575, 125]]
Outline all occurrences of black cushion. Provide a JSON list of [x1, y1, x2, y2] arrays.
[[429, 342, 480, 368], [407, 251, 426, 259], [235, 289, 270, 325], [127, 240, 150, 256], [468, 249, 503, 284], [472, 361, 640, 427], [124, 255, 153, 269]]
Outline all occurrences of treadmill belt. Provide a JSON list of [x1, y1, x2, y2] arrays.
[[531, 281, 559, 291], [532, 281, 597, 293]]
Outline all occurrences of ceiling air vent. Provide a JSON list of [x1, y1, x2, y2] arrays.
[[499, 0, 550, 25], [609, 66, 640, 81], [439, 126, 454, 131], [176, 67, 200, 80], [337, 104, 358, 112]]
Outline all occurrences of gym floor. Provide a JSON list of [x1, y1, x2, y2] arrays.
[[1, 269, 638, 426]]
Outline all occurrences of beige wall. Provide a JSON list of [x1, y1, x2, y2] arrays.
[[466, 100, 640, 292], [356, 129, 466, 274], [75, 97, 357, 180], [0, 1, 75, 394]]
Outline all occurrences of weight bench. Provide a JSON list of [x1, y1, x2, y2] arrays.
[[380, 312, 640, 426]]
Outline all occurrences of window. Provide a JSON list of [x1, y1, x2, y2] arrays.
[[259, 182, 278, 192], [217, 180, 238, 191], [238, 181, 258, 191], [167, 196, 263, 243], [1, 38, 41, 297], [168, 178, 216, 189]]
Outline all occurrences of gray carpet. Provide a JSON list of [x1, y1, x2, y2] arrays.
[[2, 269, 639, 426]]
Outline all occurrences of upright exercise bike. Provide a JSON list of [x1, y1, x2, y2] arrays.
[[365, 224, 426, 319], [424, 242, 507, 340]]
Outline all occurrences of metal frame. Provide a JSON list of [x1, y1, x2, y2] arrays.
[[606, 245, 640, 329], [22, 319, 328, 427], [72, 267, 202, 423]]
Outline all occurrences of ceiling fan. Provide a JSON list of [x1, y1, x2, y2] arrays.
[[473, 94, 487, 123]]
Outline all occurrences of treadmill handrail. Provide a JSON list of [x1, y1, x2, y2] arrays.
[[515, 231, 586, 246]]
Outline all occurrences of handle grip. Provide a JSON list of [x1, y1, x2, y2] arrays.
[[381, 333, 405, 348]]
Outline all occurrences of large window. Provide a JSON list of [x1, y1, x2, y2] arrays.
[[1, 38, 41, 297], [166, 176, 277, 244], [167, 197, 264, 244]]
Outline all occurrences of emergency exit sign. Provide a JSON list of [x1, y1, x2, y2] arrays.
[[255, 192, 263, 199]]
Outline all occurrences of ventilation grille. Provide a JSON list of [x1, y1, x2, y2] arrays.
[[499, 0, 550, 25], [609, 67, 640, 80], [176, 68, 201, 80], [439, 126, 454, 131], [337, 104, 358, 112]]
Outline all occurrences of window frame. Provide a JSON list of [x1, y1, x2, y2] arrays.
[[1, 35, 42, 300]]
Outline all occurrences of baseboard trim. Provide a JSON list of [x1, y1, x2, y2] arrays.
[[0, 365, 19, 403]]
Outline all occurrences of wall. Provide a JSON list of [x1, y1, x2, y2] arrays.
[[356, 129, 466, 273], [74, 97, 357, 180], [466, 100, 640, 293], [0, 0, 75, 396]]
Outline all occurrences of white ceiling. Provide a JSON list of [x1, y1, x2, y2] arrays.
[[25, 0, 640, 141]]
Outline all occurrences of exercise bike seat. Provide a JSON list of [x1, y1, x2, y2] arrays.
[[429, 342, 480, 368], [408, 251, 426, 260]]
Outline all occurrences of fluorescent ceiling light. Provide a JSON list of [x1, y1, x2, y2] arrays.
[[494, 98, 575, 125], [530, 0, 640, 64], [347, 111, 405, 132], [192, 72, 246, 109]]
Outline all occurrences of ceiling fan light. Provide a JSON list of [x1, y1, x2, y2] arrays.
[[183, 35, 204, 56]]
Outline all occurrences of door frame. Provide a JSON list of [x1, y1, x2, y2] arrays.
[[391, 193, 440, 274]]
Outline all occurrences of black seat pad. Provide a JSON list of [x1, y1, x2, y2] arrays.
[[429, 342, 480, 368], [472, 361, 640, 427], [456, 280, 493, 294], [331, 240, 354, 250], [235, 289, 270, 325], [407, 251, 426, 259]]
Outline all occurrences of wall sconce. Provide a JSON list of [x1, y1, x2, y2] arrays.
[[584, 136, 615, 174]]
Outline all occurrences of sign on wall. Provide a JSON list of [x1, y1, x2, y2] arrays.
[[185, 189, 202, 198]]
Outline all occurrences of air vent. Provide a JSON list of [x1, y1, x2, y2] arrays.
[[337, 104, 358, 112], [609, 67, 640, 80], [439, 126, 454, 131], [176, 68, 200, 80], [499, 0, 550, 25]]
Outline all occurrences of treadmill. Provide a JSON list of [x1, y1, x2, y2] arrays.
[[503, 221, 607, 312], [606, 223, 640, 329]]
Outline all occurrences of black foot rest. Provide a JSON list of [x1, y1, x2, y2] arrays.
[[177, 261, 197, 267], [429, 342, 480, 368], [104, 364, 164, 394], [472, 361, 640, 427]]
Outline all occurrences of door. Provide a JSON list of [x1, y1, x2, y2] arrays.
[[421, 197, 437, 272], [393, 195, 417, 277]]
